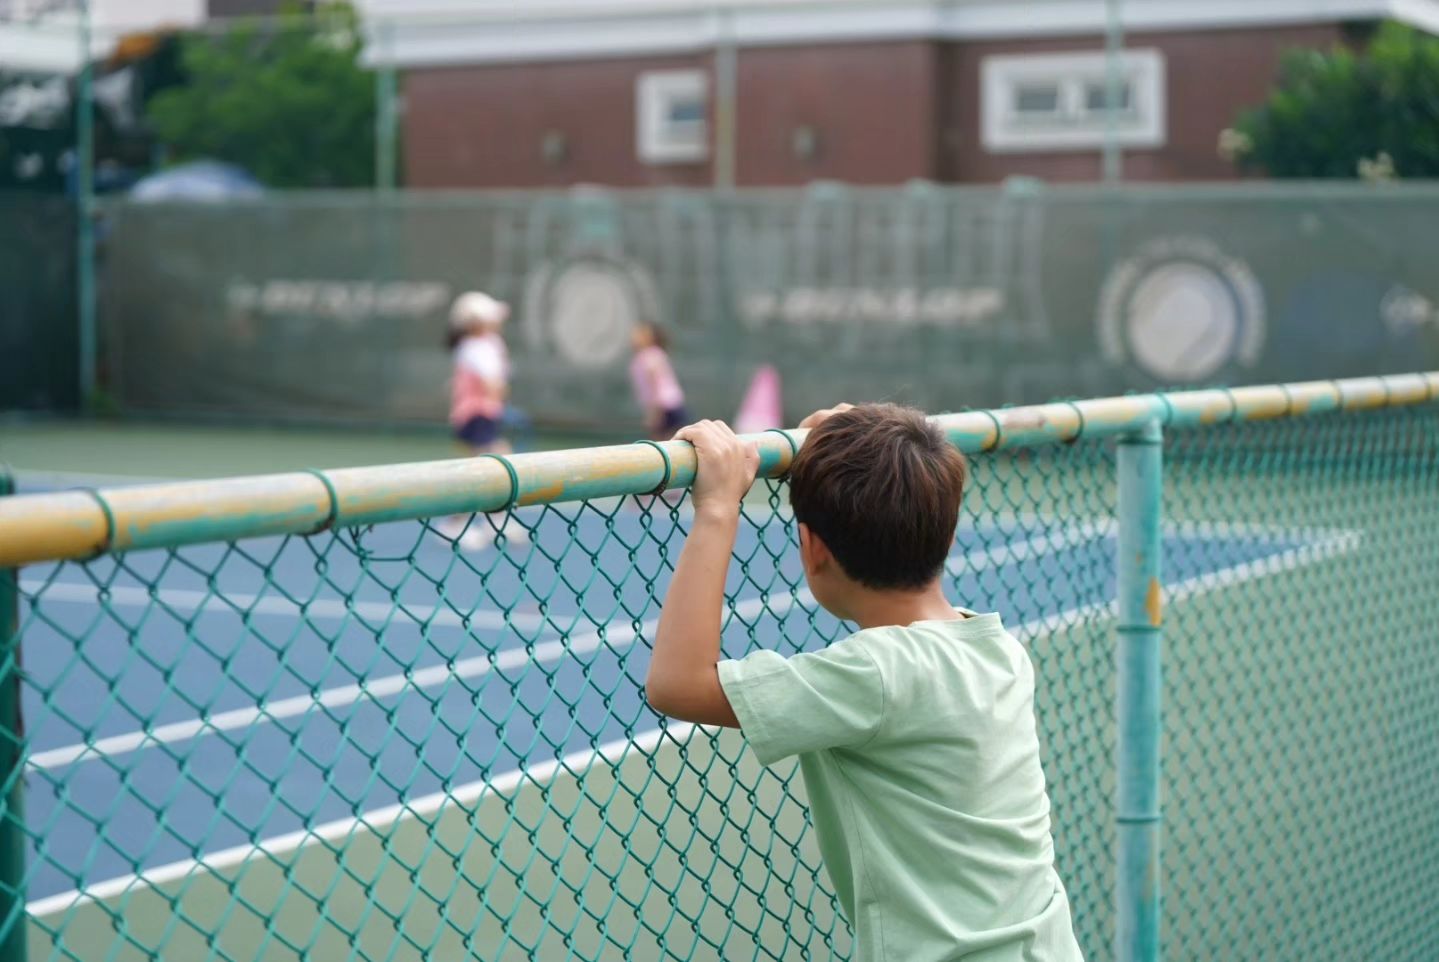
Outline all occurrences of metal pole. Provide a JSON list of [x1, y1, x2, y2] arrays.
[[713, 8, 737, 189], [0, 468, 26, 962], [1115, 417, 1162, 962], [76, 1, 96, 411], [1102, 0, 1124, 184], [375, 18, 398, 191]]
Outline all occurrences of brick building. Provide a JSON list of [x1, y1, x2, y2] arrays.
[[364, 0, 1439, 188]]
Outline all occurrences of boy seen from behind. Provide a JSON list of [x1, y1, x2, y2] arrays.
[[645, 403, 1083, 962]]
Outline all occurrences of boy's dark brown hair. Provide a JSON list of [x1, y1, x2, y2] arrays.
[[788, 403, 968, 590]]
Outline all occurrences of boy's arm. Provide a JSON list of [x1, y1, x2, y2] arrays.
[[645, 420, 758, 727], [646, 506, 742, 726]]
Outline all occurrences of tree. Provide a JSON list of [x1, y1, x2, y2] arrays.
[[146, 2, 375, 188], [1226, 22, 1439, 179]]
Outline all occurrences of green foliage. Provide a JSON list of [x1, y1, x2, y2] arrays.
[[1230, 21, 1439, 179], [146, 2, 375, 188]]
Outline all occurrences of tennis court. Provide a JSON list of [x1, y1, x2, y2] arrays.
[[14, 462, 1353, 956], [3, 386, 1435, 962]]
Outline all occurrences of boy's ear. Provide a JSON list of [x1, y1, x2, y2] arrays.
[[798, 522, 830, 574]]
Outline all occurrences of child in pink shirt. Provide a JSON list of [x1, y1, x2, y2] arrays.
[[629, 322, 687, 441]]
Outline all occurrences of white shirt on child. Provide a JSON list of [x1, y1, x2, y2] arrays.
[[450, 333, 510, 425], [457, 336, 508, 384]]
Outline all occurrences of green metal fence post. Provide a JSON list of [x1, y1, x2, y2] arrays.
[[1116, 418, 1162, 962], [713, 7, 737, 189], [374, 17, 398, 192], [1102, 0, 1125, 184], [0, 468, 25, 961], [76, 2, 97, 412]]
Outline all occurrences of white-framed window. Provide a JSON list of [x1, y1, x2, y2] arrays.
[[981, 49, 1165, 153], [636, 69, 708, 164]]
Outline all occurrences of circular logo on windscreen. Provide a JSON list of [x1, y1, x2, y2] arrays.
[[1381, 285, 1436, 336], [523, 254, 660, 368], [1098, 237, 1265, 383]]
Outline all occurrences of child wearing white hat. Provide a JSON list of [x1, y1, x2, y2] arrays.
[[442, 290, 524, 550], [448, 291, 511, 452]]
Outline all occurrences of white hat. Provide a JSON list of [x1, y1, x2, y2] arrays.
[[449, 291, 510, 330]]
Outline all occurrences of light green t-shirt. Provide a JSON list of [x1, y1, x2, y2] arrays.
[[717, 612, 1083, 962]]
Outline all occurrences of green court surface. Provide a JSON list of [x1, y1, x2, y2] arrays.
[[0, 418, 605, 483], [31, 727, 848, 962]]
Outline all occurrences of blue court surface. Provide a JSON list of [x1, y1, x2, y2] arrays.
[[11, 483, 1357, 912]]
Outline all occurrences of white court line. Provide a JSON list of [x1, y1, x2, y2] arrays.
[[26, 525, 1362, 918], [18, 581, 548, 633], [24, 590, 805, 771], [27, 724, 698, 919], [19, 518, 1097, 625], [985, 513, 1328, 545], [21, 618, 633, 770], [947, 520, 1110, 576], [987, 512, 1332, 546], [26, 523, 1103, 772], [1012, 528, 1362, 640], [1167, 519, 1342, 543], [11, 517, 1293, 628], [27, 524, 1364, 920]]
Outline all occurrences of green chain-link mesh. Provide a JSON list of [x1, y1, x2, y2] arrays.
[[1, 402, 1436, 961]]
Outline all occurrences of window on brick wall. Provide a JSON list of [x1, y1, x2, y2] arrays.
[[636, 69, 708, 164], [981, 49, 1165, 153]]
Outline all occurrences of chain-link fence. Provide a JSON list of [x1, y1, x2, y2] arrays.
[[0, 374, 1436, 961], [1161, 404, 1439, 960]]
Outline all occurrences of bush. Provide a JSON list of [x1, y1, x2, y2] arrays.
[[1227, 21, 1439, 179], [146, 1, 375, 188]]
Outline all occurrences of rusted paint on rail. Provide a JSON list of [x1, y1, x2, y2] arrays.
[[0, 371, 1434, 567]]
